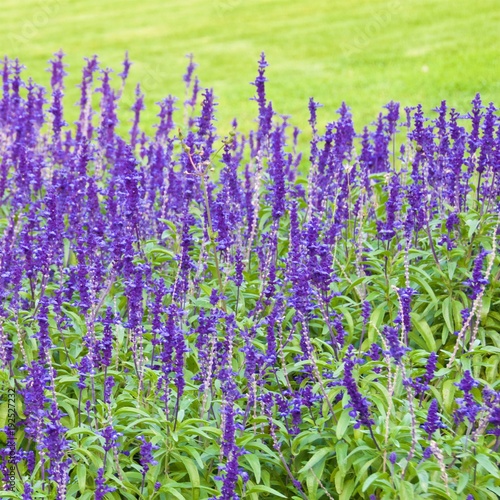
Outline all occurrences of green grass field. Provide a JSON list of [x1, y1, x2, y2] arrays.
[[1, 0, 499, 136]]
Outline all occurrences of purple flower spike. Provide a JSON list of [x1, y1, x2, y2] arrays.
[[343, 346, 374, 429], [463, 247, 489, 300], [421, 399, 446, 439], [95, 467, 116, 499], [22, 482, 33, 500], [183, 53, 197, 88], [382, 325, 409, 363], [361, 301, 371, 324], [454, 371, 481, 425], [138, 436, 159, 474]]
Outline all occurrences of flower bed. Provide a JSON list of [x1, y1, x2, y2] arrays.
[[0, 51, 499, 499]]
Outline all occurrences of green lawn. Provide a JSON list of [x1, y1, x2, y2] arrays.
[[1, 0, 498, 137]]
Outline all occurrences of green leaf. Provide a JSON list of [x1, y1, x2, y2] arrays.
[[335, 469, 345, 494], [77, 463, 87, 493], [361, 472, 382, 493], [481, 295, 491, 323], [442, 379, 456, 413], [410, 313, 437, 351], [442, 297, 454, 333], [66, 426, 100, 438], [457, 472, 469, 494], [115, 406, 151, 417], [353, 458, 376, 486], [336, 441, 349, 475], [339, 479, 355, 500], [417, 470, 429, 492], [243, 453, 261, 484], [163, 487, 187, 500], [178, 455, 200, 500], [298, 447, 334, 474], [122, 417, 164, 432], [0, 402, 7, 431], [447, 260, 457, 280], [465, 217, 480, 238], [246, 485, 288, 498], [336, 410, 352, 440], [475, 454, 500, 478], [399, 480, 415, 499], [408, 267, 438, 303], [181, 445, 205, 470]]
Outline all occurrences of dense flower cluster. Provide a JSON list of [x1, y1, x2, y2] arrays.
[[0, 52, 499, 499]]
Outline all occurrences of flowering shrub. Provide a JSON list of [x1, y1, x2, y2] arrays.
[[0, 51, 500, 499]]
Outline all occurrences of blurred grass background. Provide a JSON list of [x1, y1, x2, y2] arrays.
[[0, 0, 498, 138]]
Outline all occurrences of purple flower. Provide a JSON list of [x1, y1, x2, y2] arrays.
[[454, 371, 481, 425], [103, 376, 115, 404], [343, 346, 374, 429], [463, 247, 489, 299], [411, 352, 437, 396], [210, 288, 225, 306], [269, 126, 286, 220], [95, 467, 116, 499], [445, 212, 460, 232], [377, 171, 403, 240], [361, 301, 371, 324], [183, 53, 197, 88], [48, 50, 67, 157], [384, 100, 400, 136], [467, 93, 483, 157], [197, 88, 217, 161], [81, 396, 89, 413], [22, 482, 33, 500], [421, 399, 446, 439], [118, 51, 131, 82], [130, 84, 145, 147], [102, 425, 121, 452], [250, 52, 272, 146], [77, 355, 93, 390], [233, 249, 244, 288], [332, 311, 347, 348], [305, 216, 336, 294], [138, 436, 159, 474], [20, 361, 50, 440], [41, 402, 72, 499], [366, 343, 382, 361], [382, 325, 409, 363], [395, 287, 416, 336], [482, 388, 500, 436], [99, 308, 114, 368], [34, 296, 52, 363], [155, 95, 177, 142]]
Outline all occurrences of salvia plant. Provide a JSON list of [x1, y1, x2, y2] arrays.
[[0, 50, 499, 500]]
